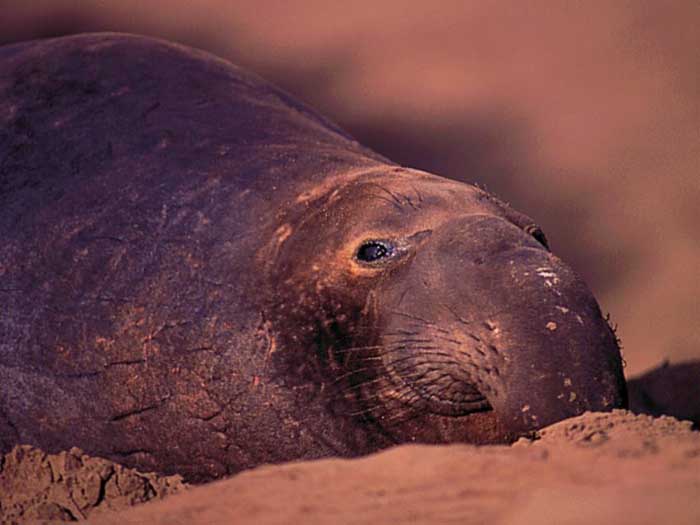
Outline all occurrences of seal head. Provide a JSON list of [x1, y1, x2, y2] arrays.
[[266, 168, 626, 443]]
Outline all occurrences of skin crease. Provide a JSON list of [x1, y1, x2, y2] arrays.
[[0, 33, 626, 482]]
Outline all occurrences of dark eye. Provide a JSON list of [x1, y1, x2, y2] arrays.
[[525, 224, 550, 250], [356, 240, 394, 263]]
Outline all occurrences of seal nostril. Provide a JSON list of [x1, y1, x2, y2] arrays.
[[524, 224, 550, 250]]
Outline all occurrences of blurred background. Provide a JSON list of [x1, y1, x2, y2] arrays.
[[2, 0, 698, 377]]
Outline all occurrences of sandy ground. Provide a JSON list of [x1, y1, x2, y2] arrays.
[[1, 365, 697, 523], [2, 410, 698, 524], [1, 1, 699, 376], [0, 447, 184, 523]]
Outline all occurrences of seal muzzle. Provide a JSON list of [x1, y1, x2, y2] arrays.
[[378, 214, 627, 439]]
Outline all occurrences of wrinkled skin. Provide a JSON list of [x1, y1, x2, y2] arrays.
[[0, 34, 626, 482]]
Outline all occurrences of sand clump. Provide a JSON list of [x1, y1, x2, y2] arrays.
[[2, 410, 698, 524], [0, 446, 185, 523]]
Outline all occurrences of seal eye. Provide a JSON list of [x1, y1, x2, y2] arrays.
[[356, 240, 394, 263], [525, 225, 550, 250]]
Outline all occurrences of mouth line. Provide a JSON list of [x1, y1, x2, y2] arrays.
[[378, 341, 495, 417], [411, 385, 493, 417], [383, 365, 493, 417]]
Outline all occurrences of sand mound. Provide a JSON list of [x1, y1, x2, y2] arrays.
[[0, 446, 185, 523], [3, 411, 698, 524]]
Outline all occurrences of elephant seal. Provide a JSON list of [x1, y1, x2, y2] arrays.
[[0, 33, 626, 482]]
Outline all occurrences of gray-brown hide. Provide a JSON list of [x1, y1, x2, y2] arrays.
[[0, 34, 626, 482]]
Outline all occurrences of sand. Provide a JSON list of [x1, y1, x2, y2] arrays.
[[2, 410, 698, 524], [0, 447, 184, 523]]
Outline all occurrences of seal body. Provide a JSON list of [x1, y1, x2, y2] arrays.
[[0, 34, 626, 482]]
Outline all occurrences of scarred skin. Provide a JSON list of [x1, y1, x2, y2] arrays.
[[0, 33, 626, 482]]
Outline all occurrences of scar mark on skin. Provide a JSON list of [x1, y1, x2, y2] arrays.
[[536, 267, 556, 279], [275, 224, 293, 246], [294, 166, 389, 204]]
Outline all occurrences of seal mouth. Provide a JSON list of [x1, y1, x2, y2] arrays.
[[408, 379, 492, 417], [383, 360, 493, 417]]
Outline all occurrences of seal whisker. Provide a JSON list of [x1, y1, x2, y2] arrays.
[[333, 343, 430, 359], [366, 183, 409, 211], [411, 185, 424, 207], [430, 334, 463, 346], [380, 407, 425, 426], [384, 345, 452, 357], [382, 336, 435, 344], [345, 403, 417, 423], [365, 193, 405, 212], [383, 329, 422, 337], [352, 382, 421, 406], [387, 310, 439, 327], [343, 389, 411, 416], [332, 344, 388, 355], [440, 302, 473, 327], [332, 363, 386, 383], [336, 367, 434, 395], [335, 375, 386, 392]]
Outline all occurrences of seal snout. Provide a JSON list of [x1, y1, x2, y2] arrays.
[[473, 250, 627, 435], [379, 213, 627, 441]]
